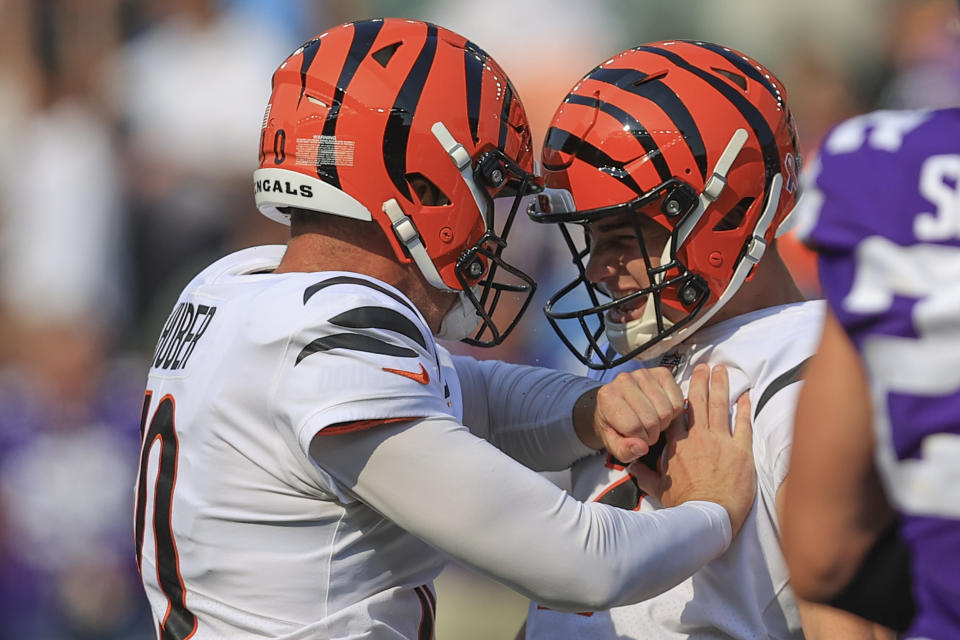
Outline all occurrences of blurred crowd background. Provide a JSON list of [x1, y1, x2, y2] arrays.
[[0, 0, 956, 638]]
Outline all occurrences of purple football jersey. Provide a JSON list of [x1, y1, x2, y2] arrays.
[[800, 107, 960, 639]]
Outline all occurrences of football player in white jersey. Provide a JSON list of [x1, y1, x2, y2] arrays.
[[134, 20, 759, 640], [522, 41, 886, 639]]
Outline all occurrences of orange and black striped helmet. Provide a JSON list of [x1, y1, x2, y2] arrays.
[[528, 40, 801, 368], [254, 19, 539, 346]]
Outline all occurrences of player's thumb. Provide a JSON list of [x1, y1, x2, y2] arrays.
[[628, 461, 661, 498]]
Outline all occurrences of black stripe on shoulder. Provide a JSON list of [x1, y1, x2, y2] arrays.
[[303, 276, 420, 316], [595, 475, 641, 510], [754, 356, 812, 419], [295, 333, 418, 366], [330, 306, 428, 350], [414, 585, 435, 640], [422, 584, 436, 612]]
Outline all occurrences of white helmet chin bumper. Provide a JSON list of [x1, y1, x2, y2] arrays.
[[436, 289, 482, 342], [605, 300, 676, 360]]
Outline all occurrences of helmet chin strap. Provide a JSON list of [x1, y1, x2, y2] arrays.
[[382, 198, 482, 341], [431, 121, 492, 226], [382, 198, 454, 292], [380, 121, 492, 339], [675, 128, 749, 249], [606, 128, 784, 359]]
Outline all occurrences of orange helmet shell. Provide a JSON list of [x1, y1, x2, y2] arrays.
[[532, 40, 802, 367], [255, 19, 535, 292], [544, 40, 799, 308]]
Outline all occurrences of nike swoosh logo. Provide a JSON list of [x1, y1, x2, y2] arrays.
[[382, 363, 430, 385]]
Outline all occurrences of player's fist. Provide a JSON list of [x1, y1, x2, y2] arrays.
[[576, 367, 684, 462]]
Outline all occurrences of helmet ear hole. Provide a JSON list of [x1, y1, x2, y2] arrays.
[[713, 196, 754, 231], [406, 173, 451, 206]]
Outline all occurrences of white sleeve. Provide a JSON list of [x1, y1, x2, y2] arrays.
[[309, 415, 732, 612], [452, 355, 599, 470]]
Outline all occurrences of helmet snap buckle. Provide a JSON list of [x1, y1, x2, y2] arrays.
[[660, 183, 698, 218], [467, 258, 485, 279], [477, 152, 508, 189], [679, 276, 708, 307]]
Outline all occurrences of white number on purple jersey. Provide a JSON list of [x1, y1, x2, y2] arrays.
[[846, 236, 960, 518]]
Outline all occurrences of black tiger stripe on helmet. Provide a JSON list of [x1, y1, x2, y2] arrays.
[[561, 93, 676, 186], [688, 41, 785, 108], [580, 65, 707, 182], [542, 127, 646, 195], [383, 23, 439, 201], [318, 20, 384, 189], [463, 40, 489, 144], [635, 44, 781, 187]]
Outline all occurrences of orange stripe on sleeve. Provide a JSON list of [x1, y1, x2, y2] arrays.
[[317, 416, 421, 435]]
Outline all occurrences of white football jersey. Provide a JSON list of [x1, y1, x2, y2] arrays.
[[136, 246, 461, 639], [525, 300, 825, 640]]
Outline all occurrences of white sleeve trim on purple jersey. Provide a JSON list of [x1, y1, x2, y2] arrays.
[[309, 415, 732, 611]]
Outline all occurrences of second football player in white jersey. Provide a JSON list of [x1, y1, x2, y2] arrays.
[[523, 40, 886, 638], [525, 301, 823, 638]]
